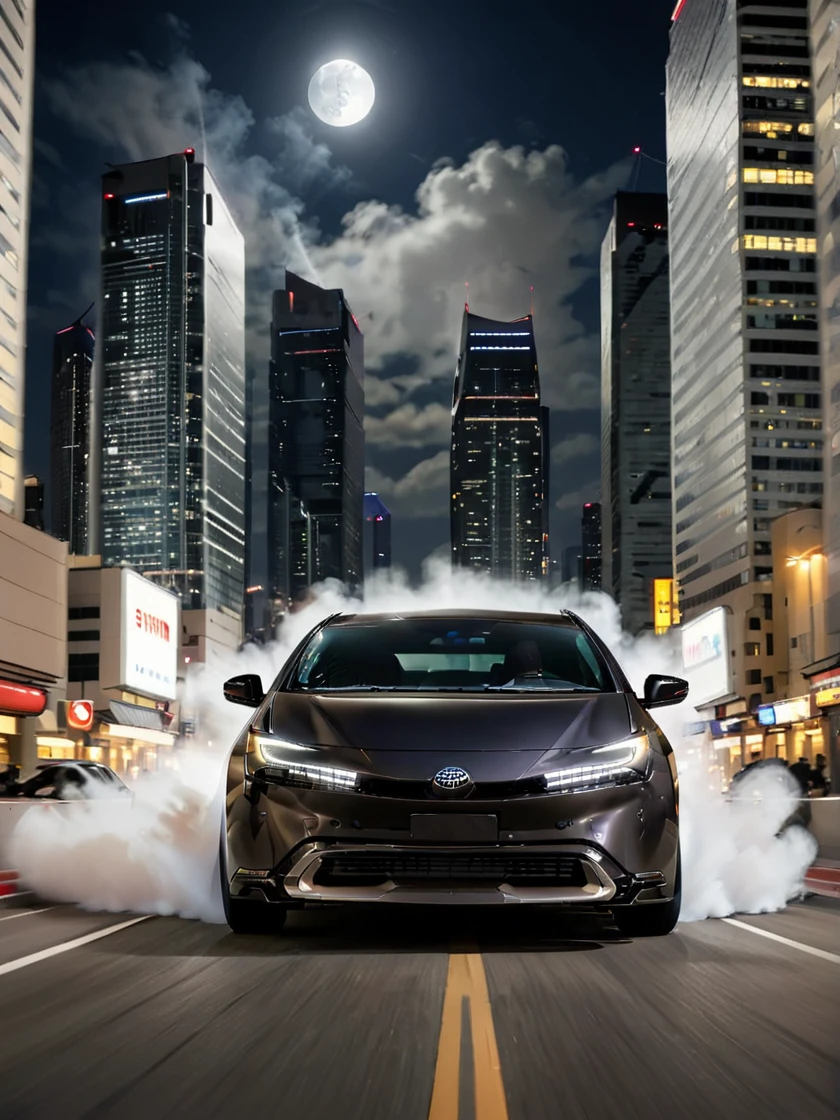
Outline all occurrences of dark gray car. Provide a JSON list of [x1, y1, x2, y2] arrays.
[[221, 610, 688, 937]]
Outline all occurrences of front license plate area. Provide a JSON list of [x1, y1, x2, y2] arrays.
[[410, 814, 499, 842]]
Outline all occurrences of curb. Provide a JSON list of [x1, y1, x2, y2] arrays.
[[804, 865, 840, 899], [0, 870, 19, 898]]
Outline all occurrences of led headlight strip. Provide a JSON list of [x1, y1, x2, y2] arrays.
[[542, 734, 649, 792], [248, 733, 359, 791]]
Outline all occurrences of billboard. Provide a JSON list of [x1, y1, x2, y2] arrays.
[[65, 699, 94, 731], [100, 569, 179, 701], [680, 606, 733, 708]]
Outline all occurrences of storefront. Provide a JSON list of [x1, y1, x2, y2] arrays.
[[756, 695, 825, 768], [808, 667, 840, 791]]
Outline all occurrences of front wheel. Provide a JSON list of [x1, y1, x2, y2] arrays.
[[219, 825, 288, 934], [226, 897, 288, 935], [613, 851, 681, 937]]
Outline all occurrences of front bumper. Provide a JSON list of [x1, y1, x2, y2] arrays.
[[226, 771, 679, 907]]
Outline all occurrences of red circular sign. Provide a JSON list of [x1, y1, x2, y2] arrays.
[[67, 699, 94, 731]]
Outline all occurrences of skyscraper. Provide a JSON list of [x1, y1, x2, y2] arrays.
[[0, 0, 35, 519], [450, 309, 549, 581], [600, 192, 673, 635], [581, 502, 602, 591], [98, 150, 246, 615], [562, 543, 581, 586], [811, 0, 840, 657], [364, 492, 392, 575], [49, 314, 95, 553], [667, 0, 822, 710], [268, 271, 364, 605]]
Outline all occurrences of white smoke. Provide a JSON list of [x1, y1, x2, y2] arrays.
[[11, 561, 817, 924]]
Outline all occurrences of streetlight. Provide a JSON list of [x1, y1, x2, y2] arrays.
[[786, 549, 823, 663]]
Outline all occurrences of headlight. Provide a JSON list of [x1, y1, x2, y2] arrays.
[[542, 734, 650, 792], [247, 733, 359, 792]]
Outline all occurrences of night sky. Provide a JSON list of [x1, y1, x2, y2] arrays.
[[27, 0, 672, 579]]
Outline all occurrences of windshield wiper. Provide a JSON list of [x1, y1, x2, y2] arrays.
[[483, 677, 602, 693]]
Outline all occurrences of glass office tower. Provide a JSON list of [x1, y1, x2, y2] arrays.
[[600, 192, 673, 634], [450, 309, 549, 581], [364, 491, 392, 575], [98, 151, 246, 615], [49, 315, 95, 553], [667, 0, 822, 710], [268, 271, 364, 606]]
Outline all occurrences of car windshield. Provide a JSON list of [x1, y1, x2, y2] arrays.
[[290, 618, 613, 693]]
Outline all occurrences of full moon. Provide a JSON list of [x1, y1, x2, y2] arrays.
[[307, 60, 375, 127]]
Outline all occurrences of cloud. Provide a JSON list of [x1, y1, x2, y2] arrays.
[[312, 142, 627, 405], [365, 451, 450, 519], [555, 481, 599, 513], [551, 432, 600, 465], [40, 50, 625, 527], [365, 402, 451, 449]]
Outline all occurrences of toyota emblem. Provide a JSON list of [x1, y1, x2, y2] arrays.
[[431, 766, 474, 798]]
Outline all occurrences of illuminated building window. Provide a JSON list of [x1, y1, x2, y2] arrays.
[[742, 167, 814, 185], [742, 234, 817, 252], [741, 76, 810, 90]]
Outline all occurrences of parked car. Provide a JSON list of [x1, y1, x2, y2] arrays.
[[5, 760, 131, 801]]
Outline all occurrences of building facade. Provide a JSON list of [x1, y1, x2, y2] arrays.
[[98, 151, 246, 618], [268, 270, 364, 606], [600, 192, 673, 634], [451, 309, 549, 581], [364, 491, 392, 576], [667, 0, 823, 715], [808, 0, 840, 777], [49, 315, 95, 553], [580, 502, 602, 591], [0, 0, 34, 519], [0, 0, 71, 774]]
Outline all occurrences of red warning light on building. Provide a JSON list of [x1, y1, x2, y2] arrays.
[[66, 699, 94, 732]]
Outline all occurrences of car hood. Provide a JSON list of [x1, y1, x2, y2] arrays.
[[269, 692, 635, 780]]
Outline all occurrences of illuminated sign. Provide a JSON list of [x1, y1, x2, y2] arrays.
[[101, 570, 179, 702], [653, 578, 676, 636], [815, 687, 840, 708], [124, 192, 168, 205], [758, 695, 812, 727], [123, 571, 179, 700], [681, 607, 732, 708], [66, 699, 94, 732], [0, 680, 47, 717]]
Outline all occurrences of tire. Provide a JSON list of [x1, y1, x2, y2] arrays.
[[226, 897, 288, 935], [613, 851, 681, 938], [219, 824, 287, 934]]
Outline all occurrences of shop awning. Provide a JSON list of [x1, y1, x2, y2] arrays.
[[105, 700, 169, 731]]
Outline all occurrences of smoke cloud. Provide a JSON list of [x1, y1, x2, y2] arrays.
[[11, 563, 817, 925]]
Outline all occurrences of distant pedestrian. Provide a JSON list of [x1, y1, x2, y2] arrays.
[[809, 754, 828, 797], [789, 756, 812, 796]]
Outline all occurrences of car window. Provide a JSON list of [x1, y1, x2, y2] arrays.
[[291, 619, 613, 693]]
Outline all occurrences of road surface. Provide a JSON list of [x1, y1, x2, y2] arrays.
[[0, 894, 837, 1119]]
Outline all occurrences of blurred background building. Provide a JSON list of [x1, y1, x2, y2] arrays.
[[49, 312, 95, 553], [450, 308, 549, 581], [364, 491, 391, 576], [580, 502, 601, 591], [600, 191, 673, 634], [268, 270, 365, 609]]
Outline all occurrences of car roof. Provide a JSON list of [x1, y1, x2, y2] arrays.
[[325, 609, 581, 628], [36, 759, 108, 770]]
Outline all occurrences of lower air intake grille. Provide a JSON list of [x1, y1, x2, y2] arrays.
[[312, 852, 587, 889]]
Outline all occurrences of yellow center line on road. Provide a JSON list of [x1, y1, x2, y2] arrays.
[[428, 953, 509, 1120]]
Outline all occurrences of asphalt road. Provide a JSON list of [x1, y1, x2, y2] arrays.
[[0, 895, 837, 1120]]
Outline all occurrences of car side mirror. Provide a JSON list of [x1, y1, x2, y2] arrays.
[[223, 674, 265, 707], [641, 674, 689, 709]]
